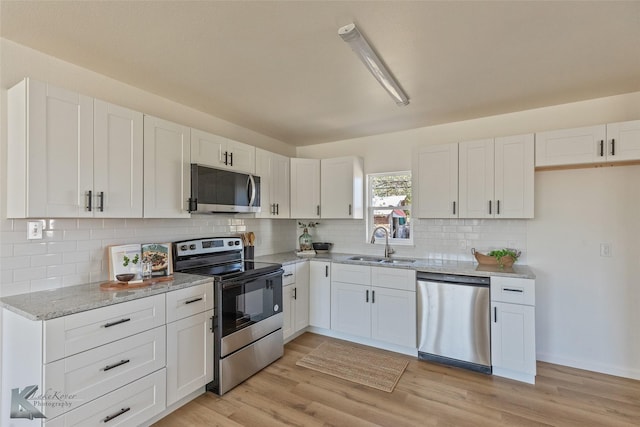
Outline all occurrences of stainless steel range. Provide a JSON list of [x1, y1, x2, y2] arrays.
[[173, 237, 284, 395]]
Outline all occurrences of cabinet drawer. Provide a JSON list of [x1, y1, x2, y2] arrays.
[[44, 369, 166, 427], [166, 282, 214, 323], [371, 267, 416, 291], [282, 264, 296, 286], [491, 277, 535, 306], [332, 263, 370, 285], [44, 326, 166, 419], [44, 294, 165, 363]]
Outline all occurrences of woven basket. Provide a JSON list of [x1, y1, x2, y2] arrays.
[[472, 248, 516, 268]]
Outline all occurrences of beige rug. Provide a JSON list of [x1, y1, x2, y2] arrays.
[[296, 341, 408, 393]]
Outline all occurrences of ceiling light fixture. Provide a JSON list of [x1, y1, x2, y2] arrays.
[[338, 23, 409, 106]]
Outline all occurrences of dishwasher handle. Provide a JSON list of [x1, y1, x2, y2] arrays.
[[416, 271, 490, 286]]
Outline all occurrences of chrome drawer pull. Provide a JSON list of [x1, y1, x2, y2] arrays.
[[103, 407, 130, 423], [185, 297, 203, 305], [103, 318, 131, 328], [103, 359, 130, 372], [503, 288, 523, 293]]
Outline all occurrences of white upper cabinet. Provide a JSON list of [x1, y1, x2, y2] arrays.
[[7, 78, 143, 218], [93, 100, 144, 218], [414, 143, 459, 218], [535, 120, 640, 167], [290, 158, 321, 219], [143, 115, 191, 218], [190, 128, 255, 174], [459, 134, 534, 219], [320, 156, 364, 219], [256, 148, 290, 218]]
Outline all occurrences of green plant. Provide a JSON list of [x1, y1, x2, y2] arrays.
[[298, 221, 319, 228], [487, 248, 520, 267], [123, 254, 139, 267]]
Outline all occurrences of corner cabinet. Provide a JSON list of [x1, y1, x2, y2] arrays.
[[191, 128, 255, 174], [490, 276, 536, 384], [458, 134, 534, 219], [320, 156, 364, 219], [7, 78, 143, 218], [256, 148, 290, 218], [143, 115, 191, 218], [535, 120, 640, 167], [290, 158, 321, 218], [413, 143, 459, 218]]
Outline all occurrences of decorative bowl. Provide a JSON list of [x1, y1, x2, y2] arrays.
[[115, 273, 136, 283], [312, 242, 333, 253]]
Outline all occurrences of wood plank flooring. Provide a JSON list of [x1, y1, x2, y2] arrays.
[[152, 333, 640, 426]]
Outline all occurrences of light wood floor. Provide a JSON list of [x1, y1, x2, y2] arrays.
[[153, 333, 640, 426]]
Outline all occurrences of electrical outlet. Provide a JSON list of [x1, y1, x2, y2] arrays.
[[27, 221, 43, 240], [600, 243, 611, 257]]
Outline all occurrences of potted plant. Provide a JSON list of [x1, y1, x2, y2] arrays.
[[298, 222, 319, 251], [116, 253, 139, 282]]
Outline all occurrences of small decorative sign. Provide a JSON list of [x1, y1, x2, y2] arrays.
[[108, 244, 142, 281], [141, 243, 172, 277]]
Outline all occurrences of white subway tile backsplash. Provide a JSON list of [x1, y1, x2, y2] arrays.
[[43, 230, 64, 241], [30, 277, 62, 292], [13, 266, 47, 282], [0, 244, 13, 257], [47, 264, 76, 277], [14, 242, 48, 256], [63, 251, 91, 264], [47, 241, 78, 253], [31, 253, 63, 267], [47, 219, 78, 230], [63, 229, 91, 240]]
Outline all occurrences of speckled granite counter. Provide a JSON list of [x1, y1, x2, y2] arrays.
[[254, 252, 535, 279], [0, 272, 212, 321]]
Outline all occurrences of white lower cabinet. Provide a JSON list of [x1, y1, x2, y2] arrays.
[[283, 262, 310, 341], [490, 276, 536, 384], [331, 264, 416, 349], [44, 369, 166, 427], [165, 283, 215, 406], [309, 260, 331, 329]]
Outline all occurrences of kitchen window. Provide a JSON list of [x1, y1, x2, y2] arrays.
[[367, 172, 412, 245]]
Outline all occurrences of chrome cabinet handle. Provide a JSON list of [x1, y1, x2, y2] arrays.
[[103, 407, 130, 423], [103, 318, 131, 328], [103, 359, 130, 372]]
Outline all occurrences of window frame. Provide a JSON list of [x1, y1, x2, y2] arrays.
[[366, 171, 413, 246]]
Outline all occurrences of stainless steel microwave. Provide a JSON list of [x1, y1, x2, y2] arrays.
[[188, 164, 261, 213]]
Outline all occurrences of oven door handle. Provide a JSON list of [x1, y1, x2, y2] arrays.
[[221, 270, 284, 290]]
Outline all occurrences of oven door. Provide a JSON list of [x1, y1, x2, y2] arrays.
[[218, 269, 283, 355]]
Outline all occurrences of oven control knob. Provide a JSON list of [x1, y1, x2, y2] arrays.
[[189, 244, 196, 250], [180, 245, 188, 251], [274, 304, 279, 312], [234, 241, 240, 246]]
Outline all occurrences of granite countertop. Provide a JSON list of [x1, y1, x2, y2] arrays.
[[0, 272, 212, 321], [254, 252, 535, 279]]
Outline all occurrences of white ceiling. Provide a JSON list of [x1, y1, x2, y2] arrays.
[[2, 1, 639, 146]]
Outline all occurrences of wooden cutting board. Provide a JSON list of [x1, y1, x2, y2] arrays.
[[99, 275, 173, 291]]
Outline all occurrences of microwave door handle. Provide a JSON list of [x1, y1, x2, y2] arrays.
[[248, 174, 256, 207]]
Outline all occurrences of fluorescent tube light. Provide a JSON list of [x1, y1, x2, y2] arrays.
[[338, 23, 409, 106]]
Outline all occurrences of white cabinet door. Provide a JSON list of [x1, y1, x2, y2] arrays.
[[309, 261, 331, 329], [331, 282, 370, 338], [191, 129, 255, 173], [494, 134, 534, 218], [535, 125, 606, 167], [491, 302, 536, 380], [282, 284, 295, 340], [459, 139, 494, 218], [294, 261, 310, 332], [414, 143, 459, 218], [256, 149, 290, 218], [7, 78, 93, 218], [371, 286, 416, 348], [290, 158, 321, 218], [320, 157, 364, 219], [606, 120, 640, 162], [143, 115, 191, 218], [166, 309, 214, 406], [93, 100, 144, 218]]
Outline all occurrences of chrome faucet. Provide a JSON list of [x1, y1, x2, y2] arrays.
[[370, 226, 395, 258]]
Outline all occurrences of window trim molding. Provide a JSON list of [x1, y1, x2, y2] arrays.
[[366, 171, 414, 246]]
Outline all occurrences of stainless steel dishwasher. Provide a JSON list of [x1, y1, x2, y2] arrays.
[[417, 272, 491, 374]]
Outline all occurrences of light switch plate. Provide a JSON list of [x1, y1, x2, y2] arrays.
[[27, 221, 43, 240]]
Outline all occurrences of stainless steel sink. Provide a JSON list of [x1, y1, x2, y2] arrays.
[[347, 255, 416, 265], [347, 255, 385, 263]]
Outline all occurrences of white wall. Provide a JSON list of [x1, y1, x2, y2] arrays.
[[297, 93, 640, 380]]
